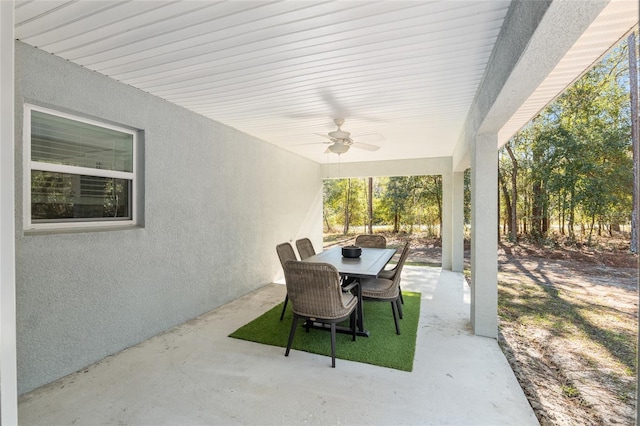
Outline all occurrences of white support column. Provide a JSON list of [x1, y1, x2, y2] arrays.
[[1, 1, 18, 424], [452, 171, 465, 272], [441, 171, 452, 270], [470, 134, 498, 338]]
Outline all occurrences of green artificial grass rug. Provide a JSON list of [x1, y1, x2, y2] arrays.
[[229, 291, 421, 371]]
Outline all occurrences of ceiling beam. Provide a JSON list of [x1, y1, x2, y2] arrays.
[[453, 0, 613, 171]]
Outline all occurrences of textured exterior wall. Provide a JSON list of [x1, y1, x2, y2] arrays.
[[1, 4, 18, 423], [14, 41, 322, 394]]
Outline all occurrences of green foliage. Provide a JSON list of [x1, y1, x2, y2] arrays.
[[561, 384, 580, 399], [323, 178, 368, 233], [498, 37, 634, 242], [380, 176, 411, 232], [324, 176, 445, 235]]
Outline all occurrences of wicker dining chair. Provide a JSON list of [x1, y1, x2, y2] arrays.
[[283, 260, 358, 368], [354, 234, 387, 248], [379, 241, 411, 306], [276, 242, 298, 321], [359, 245, 408, 335], [295, 238, 316, 260]]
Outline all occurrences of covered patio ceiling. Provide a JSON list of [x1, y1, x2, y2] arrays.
[[13, 0, 639, 165]]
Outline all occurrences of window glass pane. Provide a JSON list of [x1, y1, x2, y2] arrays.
[[31, 171, 131, 222], [31, 110, 133, 172]]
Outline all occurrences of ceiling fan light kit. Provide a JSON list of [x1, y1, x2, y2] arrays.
[[327, 143, 350, 154]]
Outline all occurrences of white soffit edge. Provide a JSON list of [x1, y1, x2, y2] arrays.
[[498, 0, 639, 147]]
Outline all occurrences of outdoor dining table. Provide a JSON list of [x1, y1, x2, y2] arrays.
[[302, 246, 397, 337]]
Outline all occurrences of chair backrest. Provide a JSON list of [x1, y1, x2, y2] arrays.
[[392, 241, 411, 281], [378, 242, 411, 299], [276, 242, 297, 268], [355, 234, 387, 248], [295, 238, 316, 260], [283, 260, 349, 319]]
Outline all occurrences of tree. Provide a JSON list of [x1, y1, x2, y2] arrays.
[[380, 177, 410, 233], [499, 140, 519, 240], [629, 32, 639, 253], [323, 178, 367, 234], [414, 175, 442, 236], [498, 36, 633, 243], [323, 179, 342, 232], [366, 177, 373, 233], [343, 178, 352, 234]]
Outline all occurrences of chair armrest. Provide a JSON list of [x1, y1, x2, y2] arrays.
[[342, 281, 359, 292]]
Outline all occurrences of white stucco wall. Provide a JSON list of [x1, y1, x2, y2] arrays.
[[1, 3, 17, 424], [14, 41, 322, 394]]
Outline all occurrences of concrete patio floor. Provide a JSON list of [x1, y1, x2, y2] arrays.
[[18, 266, 538, 425]]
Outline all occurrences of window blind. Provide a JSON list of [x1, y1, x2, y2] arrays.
[[31, 110, 133, 173]]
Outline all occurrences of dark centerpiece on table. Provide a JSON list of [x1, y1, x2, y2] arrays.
[[342, 245, 362, 258]]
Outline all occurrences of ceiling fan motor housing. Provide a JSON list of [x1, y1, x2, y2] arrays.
[[328, 129, 351, 140], [329, 117, 351, 140]]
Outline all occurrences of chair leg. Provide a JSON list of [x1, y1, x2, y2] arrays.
[[391, 301, 401, 335], [396, 296, 403, 319], [350, 310, 357, 342], [280, 294, 289, 320], [285, 316, 299, 357], [399, 285, 404, 304], [330, 323, 337, 368]]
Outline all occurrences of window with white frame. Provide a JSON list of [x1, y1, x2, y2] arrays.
[[24, 104, 138, 230]]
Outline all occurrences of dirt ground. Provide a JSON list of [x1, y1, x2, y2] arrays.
[[338, 233, 638, 425], [497, 239, 637, 426]]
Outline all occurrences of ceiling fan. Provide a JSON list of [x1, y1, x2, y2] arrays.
[[315, 118, 381, 154]]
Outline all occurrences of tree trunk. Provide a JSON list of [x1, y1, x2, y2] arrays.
[[343, 178, 351, 235], [542, 198, 549, 235], [323, 207, 333, 232], [393, 211, 400, 233], [560, 196, 566, 235], [505, 144, 519, 240], [629, 33, 639, 253], [433, 176, 442, 237], [568, 188, 576, 240], [367, 177, 373, 233], [587, 214, 595, 245], [531, 146, 545, 238], [499, 168, 513, 237], [532, 180, 543, 238]]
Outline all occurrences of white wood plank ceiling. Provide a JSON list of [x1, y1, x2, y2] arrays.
[[13, 1, 638, 165]]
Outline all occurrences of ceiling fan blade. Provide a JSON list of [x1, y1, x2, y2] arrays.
[[351, 141, 380, 151], [310, 118, 377, 154], [314, 133, 334, 141], [320, 89, 351, 118], [292, 141, 329, 146]]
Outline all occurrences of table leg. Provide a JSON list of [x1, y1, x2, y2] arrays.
[[338, 276, 369, 337], [354, 279, 369, 337], [355, 279, 363, 330]]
